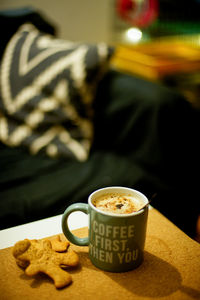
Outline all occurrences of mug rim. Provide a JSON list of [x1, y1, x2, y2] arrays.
[[88, 186, 149, 217]]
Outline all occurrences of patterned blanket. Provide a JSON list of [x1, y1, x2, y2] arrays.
[[0, 23, 113, 160]]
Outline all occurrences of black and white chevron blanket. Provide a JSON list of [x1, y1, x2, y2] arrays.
[[0, 23, 113, 161]]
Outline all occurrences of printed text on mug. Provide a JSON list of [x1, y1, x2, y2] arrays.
[[89, 220, 139, 264]]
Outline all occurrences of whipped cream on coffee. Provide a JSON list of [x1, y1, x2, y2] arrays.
[[93, 193, 141, 214]]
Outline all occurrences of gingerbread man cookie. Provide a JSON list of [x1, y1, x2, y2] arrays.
[[12, 237, 79, 289]]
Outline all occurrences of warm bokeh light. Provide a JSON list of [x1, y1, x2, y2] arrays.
[[125, 27, 142, 43]]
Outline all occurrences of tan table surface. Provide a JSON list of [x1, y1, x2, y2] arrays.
[[0, 208, 200, 300]]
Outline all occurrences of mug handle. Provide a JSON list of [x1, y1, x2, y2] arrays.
[[61, 203, 89, 246]]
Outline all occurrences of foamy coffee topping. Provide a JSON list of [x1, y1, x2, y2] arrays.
[[93, 193, 141, 214]]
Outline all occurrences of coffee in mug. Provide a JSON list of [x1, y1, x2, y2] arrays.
[[62, 186, 149, 272], [92, 192, 143, 214]]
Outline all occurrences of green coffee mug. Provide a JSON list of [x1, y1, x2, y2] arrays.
[[62, 186, 149, 272]]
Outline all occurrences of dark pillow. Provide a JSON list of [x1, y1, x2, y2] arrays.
[[0, 23, 114, 160]]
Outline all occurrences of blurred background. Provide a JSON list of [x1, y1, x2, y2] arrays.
[[0, 0, 112, 43], [0, 0, 200, 43], [0, 0, 200, 240], [1, 0, 200, 109]]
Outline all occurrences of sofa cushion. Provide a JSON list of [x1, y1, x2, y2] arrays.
[[0, 23, 113, 160]]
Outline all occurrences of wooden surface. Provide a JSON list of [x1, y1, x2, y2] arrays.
[[0, 209, 200, 300]]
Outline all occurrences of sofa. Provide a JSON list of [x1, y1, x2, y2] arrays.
[[0, 7, 199, 239]]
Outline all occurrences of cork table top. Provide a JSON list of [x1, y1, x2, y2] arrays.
[[0, 208, 200, 300]]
